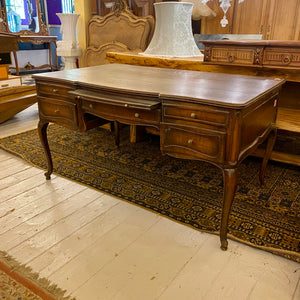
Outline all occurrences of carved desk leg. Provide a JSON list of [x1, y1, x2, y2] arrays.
[[38, 120, 53, 180], [259, 126, 277, 184], [220, 168, 237, 250]]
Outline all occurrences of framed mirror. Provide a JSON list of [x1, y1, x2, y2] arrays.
[[0, 0, 48, 35]]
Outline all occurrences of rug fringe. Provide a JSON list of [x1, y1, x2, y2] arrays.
[[0, 250, 76, 300]]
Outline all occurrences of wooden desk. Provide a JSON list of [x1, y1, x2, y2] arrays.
[[33, 64, 284, 250], [107, 50, 300, 166]]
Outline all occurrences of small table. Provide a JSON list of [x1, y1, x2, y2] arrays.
[[33, 64, 284, 250], [11, 35, 58, 75]]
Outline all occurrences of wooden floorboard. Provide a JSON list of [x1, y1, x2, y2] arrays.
[[0, 104, 299, 300]]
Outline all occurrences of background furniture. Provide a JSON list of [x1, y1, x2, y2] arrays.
[[198, 0, 300, 40], [0, 32, 18, 79], [202, 40, 300, 165], [91, 0, 300, 41], [33, 63, 284, 251], [82, 0, 154, 67], [0, 84, 37, 123], [0, 32, 36, 124], [0, 0, 58, 74]]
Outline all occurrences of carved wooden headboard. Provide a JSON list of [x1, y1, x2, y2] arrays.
[[82, 0, 154, 67]]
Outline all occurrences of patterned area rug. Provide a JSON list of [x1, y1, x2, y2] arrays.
[[0, 251, 74, 300], [0, 125, 299, 262]]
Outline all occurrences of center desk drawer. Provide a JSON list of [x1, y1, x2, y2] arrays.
[[72, 89, 161, 126], [163, 103, 229, 128], [38, 96, 78, 129]]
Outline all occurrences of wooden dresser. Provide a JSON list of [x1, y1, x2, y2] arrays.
[[202, 40, 300, 69]]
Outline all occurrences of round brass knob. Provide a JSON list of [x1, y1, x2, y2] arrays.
[[75, 96, 81, 100], [188, 139, 193, 144], [190, 112, 196, 118], [134, 113, 139, 118], [54, 109, 59, 114], [89, 104, 93, 109], [52, 89, 58, 93], [124, 104, 128, 107]]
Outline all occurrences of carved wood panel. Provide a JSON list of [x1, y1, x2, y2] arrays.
[[266, 0, 300, 40], [200, 0, 300, 40]]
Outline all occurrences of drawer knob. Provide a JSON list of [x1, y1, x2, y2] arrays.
[[188, 139, 193, 144], [52, 89, 58, 93], [134, 113, 140, 118], [75, 96, 81, 100], [89, 104, 93, 109], [54, 109, 59, 114], [124, 104, 128, 107], [228, 55, 234, 63], [190, 112, 196, 118], [281, 55, 291, 65]]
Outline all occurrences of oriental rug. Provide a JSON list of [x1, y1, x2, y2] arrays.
[[0, 251, 74, 300], [0, 125, 299, 263]]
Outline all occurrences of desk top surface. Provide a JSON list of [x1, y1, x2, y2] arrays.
[[33, 64, 284, 108]]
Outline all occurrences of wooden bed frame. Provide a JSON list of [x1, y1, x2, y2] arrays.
[[82, 0, 154, 67]]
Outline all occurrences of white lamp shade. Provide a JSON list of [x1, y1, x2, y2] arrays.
[[142, 2, 202, 57], [56, 13, 80, 43]]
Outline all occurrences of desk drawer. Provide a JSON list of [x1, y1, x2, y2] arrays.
[[263, 48, 300, 67], [82, 99, 161, 126], [161, 125, 225, 163], [38, 96, 78, 129], [163, 103, 229, 128], [37, 82, 74, 100]]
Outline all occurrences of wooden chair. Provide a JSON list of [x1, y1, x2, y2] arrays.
[[82, 0, 154, 67]]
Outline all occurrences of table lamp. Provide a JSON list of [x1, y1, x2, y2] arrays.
[[142, 2, 202, 57]]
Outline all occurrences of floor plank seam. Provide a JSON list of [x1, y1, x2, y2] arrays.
[[70, 214, 162, 295]]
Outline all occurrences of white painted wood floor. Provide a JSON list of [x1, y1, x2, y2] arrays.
[[0, 104, 299, 300]]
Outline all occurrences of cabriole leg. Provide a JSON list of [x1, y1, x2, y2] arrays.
[[38, 120, 53, 180], [220, 168, 237, 250]]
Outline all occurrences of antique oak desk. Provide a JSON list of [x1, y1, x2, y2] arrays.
[[33, 64, 284, 250]]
